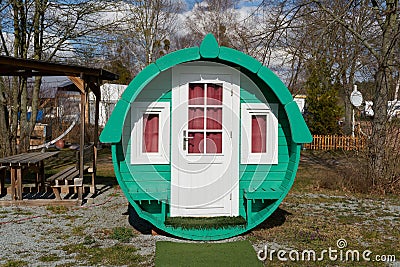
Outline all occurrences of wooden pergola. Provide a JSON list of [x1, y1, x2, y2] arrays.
[[0, 55, 119, 195]]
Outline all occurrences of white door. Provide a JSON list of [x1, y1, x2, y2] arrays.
[[171, 64, 240, 217]]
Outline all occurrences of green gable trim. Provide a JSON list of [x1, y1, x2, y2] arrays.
[[121, 63, 160, 103], [219, 47, 262, 73], [199, 33, 219, 58], [99, 99, 130, 143], [257, 66, 293, 105], [284, 101, 313, 143], [156, 47, 200, 71]]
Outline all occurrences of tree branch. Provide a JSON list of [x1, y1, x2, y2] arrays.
[[312, 0, 379, 60]]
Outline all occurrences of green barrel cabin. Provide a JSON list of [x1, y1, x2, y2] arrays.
[[100, 34, 312, 240]]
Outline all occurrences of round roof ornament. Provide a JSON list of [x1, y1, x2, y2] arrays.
[[350, 85, 363, 107]]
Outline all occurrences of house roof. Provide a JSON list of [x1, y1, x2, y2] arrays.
[[100, 34, 312, 144]]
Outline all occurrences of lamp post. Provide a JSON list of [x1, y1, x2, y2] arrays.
[[350, 85, 363, 138]]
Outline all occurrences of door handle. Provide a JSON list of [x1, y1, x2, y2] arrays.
[[183, 130, 193, 151]]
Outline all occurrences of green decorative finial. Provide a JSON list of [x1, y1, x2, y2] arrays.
[[200, 33, 219, 58]]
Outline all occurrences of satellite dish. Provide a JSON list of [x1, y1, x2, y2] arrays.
[[350, 85, 363, 107]]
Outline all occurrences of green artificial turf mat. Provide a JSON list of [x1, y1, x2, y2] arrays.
[[164, 216, 246, 229], [155, 240, 262, 267]]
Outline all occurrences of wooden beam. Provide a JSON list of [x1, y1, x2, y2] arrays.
[[68, 76, 85, 94], [89, 82, 101, 99], [0, 55, 118, 81]]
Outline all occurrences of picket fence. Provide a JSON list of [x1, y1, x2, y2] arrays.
[[303, 135, 366, 151]]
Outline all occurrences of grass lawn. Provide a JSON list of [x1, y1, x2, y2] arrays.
[[155, 240, 262, 267]]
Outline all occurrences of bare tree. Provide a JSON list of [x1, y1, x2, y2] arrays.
[[185, 0, 240, 47], [102, 0, 183, 75], [0, 0, 119, 155], [256, 0, 400, 193]]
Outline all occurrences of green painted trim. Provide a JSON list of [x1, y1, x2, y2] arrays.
[[284, 101, 313, 143], [257, 66, 293, 105], [101, 64, 160, 143], [219, 46, 262, 73], [199, 33, 219, 58], [99, 99, 130, 143], [156, 47, 200, 71]]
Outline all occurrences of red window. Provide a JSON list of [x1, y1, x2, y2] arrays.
[[189, 83, 204, 105], [189, 107, 204, 129], [251, 115, 267, 153], [206, 133, 222, 153], [143, 114, 159, 153], [206, 108, 222, 130], [207, 84, 223, 105], [188, 83, 223, 154]]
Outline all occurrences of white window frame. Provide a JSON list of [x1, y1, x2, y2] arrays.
[[241, 102, 278, 164], [131, 102, 170, 164]]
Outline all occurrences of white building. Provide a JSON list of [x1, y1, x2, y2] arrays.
[[89, 83, 127, 126]]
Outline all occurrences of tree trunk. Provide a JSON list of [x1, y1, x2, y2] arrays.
[[369, 68, 389, 189], [368, 0, 398, 192], [0, 78, 11, 157], [27, 0, 47, 150], [19, 78, 29, 152]]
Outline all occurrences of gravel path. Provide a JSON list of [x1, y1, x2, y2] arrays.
[[1, 188, 123, 265], [0, 187, 246, 267]]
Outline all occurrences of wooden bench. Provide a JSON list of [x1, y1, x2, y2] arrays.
[[243, 185, 284, 224], [0, 166, 7, 194], [130, 188, 169, 223], [47, 145, 94, 201]]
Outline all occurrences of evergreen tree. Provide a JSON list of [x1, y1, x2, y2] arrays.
[[304, 60, 342, 135]]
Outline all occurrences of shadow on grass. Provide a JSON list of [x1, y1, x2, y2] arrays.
[[127, 204, 154, 234], [126, 204, 175, 238], [127, 205, 292, 240], [251, 207, 292, 231]]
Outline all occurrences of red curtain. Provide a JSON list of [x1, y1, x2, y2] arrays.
[[207, 84, 223, 105], [189, 107, 204, 129], [143, 114, 159, 153], [188, 83, 223, 154], [188, 132, 204, 153], [206, 133, 222, 153], [251, 115, 266, 153], [206, 108, 222, 129], [189, 83, 204, 105]]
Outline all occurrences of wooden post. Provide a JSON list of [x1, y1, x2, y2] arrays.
[[16, 168, 22, 200], [80, 90, 86, 178], [78, 82, 87, 202], [39, 161, 45, 191], [10, 168, 16, 200], [0, 167, 5, 195], [92, 83, 100, 194]]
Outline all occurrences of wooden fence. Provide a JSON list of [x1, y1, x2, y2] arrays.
[[303, 135, 366, 151]]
